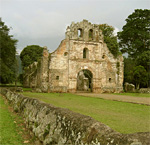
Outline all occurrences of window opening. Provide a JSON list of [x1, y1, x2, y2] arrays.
[[89, 29, 93, 39], [56, 76, 59, 80], [64, 52, 68, 56], [102, 54, 105, 59], [78, 28, 83, 37], [83, 48, 89, 59], [109, 78, 111, 83]]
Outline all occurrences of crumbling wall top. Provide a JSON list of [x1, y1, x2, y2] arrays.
[[65, 19, 103, 42]]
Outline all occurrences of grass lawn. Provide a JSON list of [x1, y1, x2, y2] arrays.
[[23, 92, 150, 134], [113, 93, 150, 97], [22, 88, 32, 91], [0, 96, 23, 145]]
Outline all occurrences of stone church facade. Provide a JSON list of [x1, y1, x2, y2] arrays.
[[23, 20, 124, 93]]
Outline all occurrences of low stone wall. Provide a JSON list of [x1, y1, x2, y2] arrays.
[[1, 88, 150, 145], [139, 88, 150, 94]]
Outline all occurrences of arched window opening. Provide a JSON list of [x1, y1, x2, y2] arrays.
[[89, 29, 93, 40], [64, 52, 68, 56], [102, 53, 105, 59], [109, 78, 111, 83], [78, 28, 83, 38], [83, 48, 89, 59], [56, 76, 59, 80]]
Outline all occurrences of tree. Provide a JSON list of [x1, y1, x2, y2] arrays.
[[123, 57, 135, 84], [132, 65, 148, 89], [18, 74, 23, 84], [20, 45, 43, 69], [124, 52, 150, 88], [0, 18, 18, 84], [136, 51, 150, 87], [118, 9, 150, 59], [136, 51, 150, 72], [99, 24, 120, 58]]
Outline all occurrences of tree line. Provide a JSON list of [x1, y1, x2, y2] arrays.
[[118, 9, 150, 89], [0, 9, 150, 89]]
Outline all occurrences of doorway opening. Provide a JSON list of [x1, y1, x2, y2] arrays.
[[77, 69, 93, 92]]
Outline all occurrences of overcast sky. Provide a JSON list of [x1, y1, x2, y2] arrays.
[[0, 0, 150, 54]]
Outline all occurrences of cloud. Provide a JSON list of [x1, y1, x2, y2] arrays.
[[1, 0, 149, 54], [28, 9, 67, 38], [10, 8, 67, 39]]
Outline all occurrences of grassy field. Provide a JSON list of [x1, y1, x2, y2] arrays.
[[23, 92, 150, 134], [22, 88, 32, 91], [114, 93, 150, 97], [0, 96, 23, 145]]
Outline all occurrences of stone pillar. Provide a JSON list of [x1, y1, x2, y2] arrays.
[[40, 46, 49, 92]]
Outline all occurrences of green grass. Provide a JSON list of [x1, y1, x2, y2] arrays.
[[0, 96, 23, 145], [113, 93, 150, 97], [23, 92, 150, 134], [22, 87, 32, 91]]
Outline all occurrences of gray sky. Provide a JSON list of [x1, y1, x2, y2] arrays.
[[0, 0, 150, 54]]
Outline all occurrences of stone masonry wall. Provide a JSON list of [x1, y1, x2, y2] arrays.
[[49, 40, 68, 92], [23, 47, 49, 92], [1, 88, 150, 145]]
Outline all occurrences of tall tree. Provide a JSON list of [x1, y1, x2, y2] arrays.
[[99, 24, 119, 58], [132, 65, 148, 89], [0, 18, 18, 84], [136, 51, 150, 87], [20, 45, 43, 69], [136, 51, 150, 72], [118, 9, 150, 59], [123, 57, 135, 84]]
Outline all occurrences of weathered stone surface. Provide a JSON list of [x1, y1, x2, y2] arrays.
[[23, 20, 124, 93], [1, 88, 150, 145], [4, 87, 23, 92], [124, 82, 135, 92], [139, 88, 150, 94]]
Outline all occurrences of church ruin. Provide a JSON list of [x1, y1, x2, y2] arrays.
[[23, 20, 124, 93]]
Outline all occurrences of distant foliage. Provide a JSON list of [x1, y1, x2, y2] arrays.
[[136, 51, 150, 72], [0, 18, 18, 84], [118, 9, 150, 59], [136, 51, 150, 88], [99, 24, 120, 58], [18, 74, 23, 84], [20, 45, 43, 69], [132, 66, 148, 89], [120, 9, 150, 89], [124, 55, 150, 88], [123, 57, 135, 84]]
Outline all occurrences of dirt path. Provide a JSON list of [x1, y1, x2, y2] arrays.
[[75, 93, 150, 105]]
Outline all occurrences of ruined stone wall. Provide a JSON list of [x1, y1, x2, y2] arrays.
[[1, 88, 149, 145], [23, 47, 49, 92], [39, 47, 49, 92], [23, 62, 39, 88], [49, 40, 69, 92]]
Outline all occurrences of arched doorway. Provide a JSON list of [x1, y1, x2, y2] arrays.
[[77, 69, 93, 92]]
